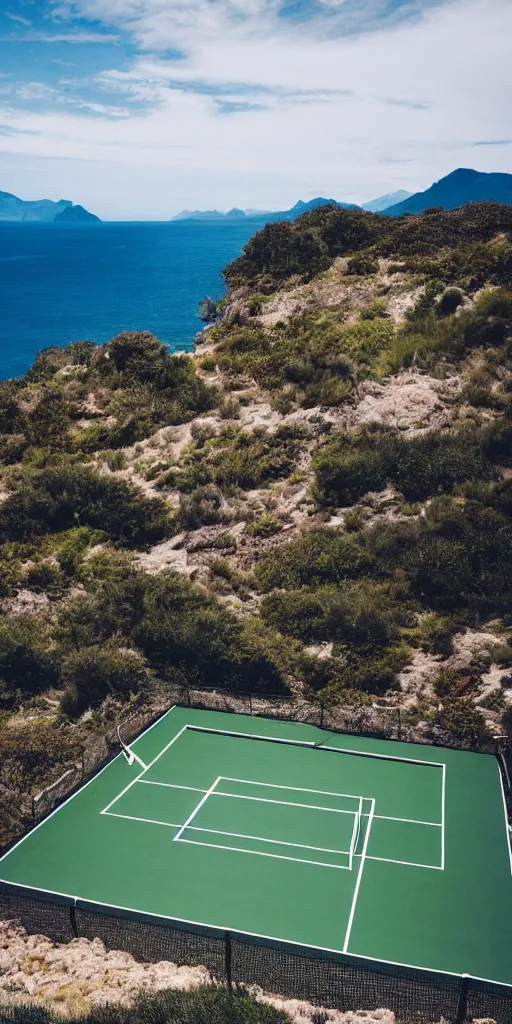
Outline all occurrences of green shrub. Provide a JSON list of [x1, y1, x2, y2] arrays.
[[199, 354, 217, 372], [0, 617, 59, 707], [249, 515, 281, 538], [23, 561, 66, 594], [60, 646, 150, 717], [102, 449, 128, 471], [190, 421, 218, 444], [270, 392, 296, 415], [219, 396, 241, 420], [346, 253, 379, 276], [491, 644, 512, 666], [247, 294, 269, 316], [369, 495, 512, 617], [432, 699, 489, 748], [313, 427, 497, 508], [255, 529, 374, 591], [211, 427, 306, 493], [360, 299, 388, 321], [474, 287, 512, 318], [0, 720, 81, 792], [0, 466, 171, 548], [180, 485, 225, 530]]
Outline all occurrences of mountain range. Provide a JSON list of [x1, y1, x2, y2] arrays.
[[0, 192, 100, 223], [382, 168, 512, 215], [172, 197, 360, 222], [172, 170, 512, 223]]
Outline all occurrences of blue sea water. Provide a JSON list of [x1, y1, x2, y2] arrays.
[[0, 220, 262, 380]]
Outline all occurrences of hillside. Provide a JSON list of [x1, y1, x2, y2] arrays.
[[0, 201, 511, 866], [0, 191, 100, 223], [385, 168, 512, 216]]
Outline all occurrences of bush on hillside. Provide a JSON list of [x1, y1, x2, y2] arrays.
[[60, 646, 150, 717], [0, 720, 81, 793], [313, 427, 497, 507], [346, 253, 379, 275], [0, 617, 59, 708], [255, 529, 375, 591], [0, 467, 171, 548]]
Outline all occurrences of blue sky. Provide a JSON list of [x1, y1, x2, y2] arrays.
[[0, 0, 510, 219]]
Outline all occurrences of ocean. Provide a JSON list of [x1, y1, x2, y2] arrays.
[[0, 219, 262, 380]]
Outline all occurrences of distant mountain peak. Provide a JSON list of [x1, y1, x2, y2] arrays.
[[362, 190, 413, 213], [384, 168, 512, 216], [0, 190, 100, 223]]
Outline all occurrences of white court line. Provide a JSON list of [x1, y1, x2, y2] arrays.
[[101, 724, 189, 815], [441, 763, 446, 871], [178, 836, 351, 869], [179, 825, 352, 857], [213, 791, 356, 815], [349, 810, 359, 870], [497, 759, 512, 875], [138, 781, 207, 793], [174, 777, 221, 843], [103, 809, 443, 870], [104, 812, 181, 829], [365, 855, 442, 870], [220, 777, 364, 803], [343, 798, 376, 953], [375, 815, 442, 827], [188, 724, 446, 769], [105, 808, 353, 857]]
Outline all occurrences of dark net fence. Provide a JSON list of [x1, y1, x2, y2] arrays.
[[1, 883, 511, 1024]]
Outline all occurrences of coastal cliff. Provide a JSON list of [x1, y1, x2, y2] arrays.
[[0, 200, 511, 842]]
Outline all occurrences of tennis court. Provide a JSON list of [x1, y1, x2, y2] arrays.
[[1, 706, 511, 987]]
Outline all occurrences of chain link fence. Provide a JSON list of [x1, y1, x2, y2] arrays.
[[0, 884, 511, 1024]]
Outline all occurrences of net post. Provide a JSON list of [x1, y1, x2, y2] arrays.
[[70, 903, 79, 939], [454, 974, 470, 1024], [225, 931, 233, 991]]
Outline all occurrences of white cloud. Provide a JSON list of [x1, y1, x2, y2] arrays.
[[0, 0, 510, 218], [5, 12, 32, 25], [19, 31, 119, 43]]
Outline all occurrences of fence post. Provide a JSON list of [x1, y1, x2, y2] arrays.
[[397, 707, 402, 742], [249, 694, 253, 716], [225, 931, 233, 991], [320, 704, 324, 729], [454, 974, 470, 1024]]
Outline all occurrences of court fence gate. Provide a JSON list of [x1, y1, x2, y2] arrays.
[[1, 883, 512, 1024]]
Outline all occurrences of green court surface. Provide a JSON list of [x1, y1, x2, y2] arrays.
[[1, 707, 511, 985]]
